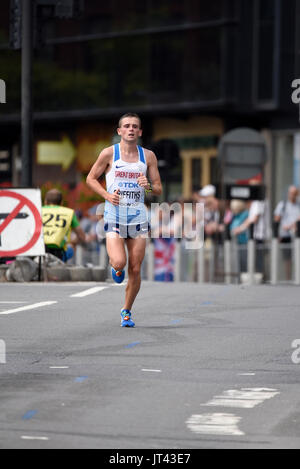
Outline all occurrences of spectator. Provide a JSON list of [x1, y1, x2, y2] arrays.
[[230, 199, 249, 272], [274, 185, 300, 240], [233, 198, 271, 276], [274, 185, 300, 279], [200, 185, 220, 238], [42, 189, 87, 262]]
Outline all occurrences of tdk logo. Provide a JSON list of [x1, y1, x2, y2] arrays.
[[0, 79, 6, 103], [118, 182, 139, 189]]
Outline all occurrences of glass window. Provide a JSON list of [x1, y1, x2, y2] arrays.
[[0, 0, 236, 114], [253, 0, 275, 103], [192, 158, 202, 191], [273, 135, 294, 207]]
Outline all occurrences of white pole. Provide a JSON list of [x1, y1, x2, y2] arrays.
[[147, 240, 154, 281], [224, 239, 231, 284], [295, 238, 300, 285], [270, 238, 279, 285], [174, 240, 181, 282], [247, 239, 256, 285]]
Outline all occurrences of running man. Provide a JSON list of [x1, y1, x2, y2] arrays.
[[86, 113, 162, 327]]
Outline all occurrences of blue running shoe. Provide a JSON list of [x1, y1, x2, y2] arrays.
[[120, 309, 135, 328], [112, 267, 125, 284]]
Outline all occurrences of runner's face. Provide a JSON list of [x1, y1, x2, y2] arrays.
[[117, 118, 142, 143]]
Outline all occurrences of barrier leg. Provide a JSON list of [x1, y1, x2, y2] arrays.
[[174, 240, 181, 282], [247, 240, 256, 285], [224, 240, 231, 284], [147, 240, 154, 281], [270, 238, 279, 285], [295, 238, 300, 285]]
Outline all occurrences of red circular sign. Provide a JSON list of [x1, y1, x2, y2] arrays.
[[0, 190, 42, 257]]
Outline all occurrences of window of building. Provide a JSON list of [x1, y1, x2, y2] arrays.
[[253, 0, 277, 106], [272, 134, 294, 207]]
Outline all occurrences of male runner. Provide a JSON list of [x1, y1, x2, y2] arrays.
[[86, 113, 162, 327]]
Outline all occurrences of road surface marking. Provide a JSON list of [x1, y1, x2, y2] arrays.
[[202, 388, 280, 409], [74, 376, 88, 383], [187, 387, 280, 436], [49, 366, 69, 369], [21, 436, 49, 441], [238, 373, 256, 376], [125, 341, 141, 349], [186, 413, 244, 436], [70, 286, 108, 298], [22, 410, 38, 421], [0, 301, 57, 316], [141, 369, 162, 373], [0, 301, 27, 304]]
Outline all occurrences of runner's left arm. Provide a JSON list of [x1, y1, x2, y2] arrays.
[[138, 151, 162, 196]]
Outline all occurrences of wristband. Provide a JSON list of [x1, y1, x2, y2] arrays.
[[145, 182, 153, 194]]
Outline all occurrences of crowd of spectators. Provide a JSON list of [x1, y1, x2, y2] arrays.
[[41, 184, 300, 282]]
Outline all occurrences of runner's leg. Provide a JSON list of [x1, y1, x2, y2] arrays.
[[106, 232, 127, 272], [123, 237, 146, 311]]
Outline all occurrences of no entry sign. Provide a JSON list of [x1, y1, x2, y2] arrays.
[[0, 189, 45, 257]]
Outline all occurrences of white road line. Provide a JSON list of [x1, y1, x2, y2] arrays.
[[21, 436, 49, 441], [70, 286, 109, 298], [0, 301, 57, 316], [141, 369, 162, 373], [202, 388, 280, 409], [0, 301, 27, 304], [186, 413, 244, 436], [49, 366, 69, 369]]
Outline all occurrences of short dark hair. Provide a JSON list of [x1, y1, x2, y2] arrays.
[[118, 113, 142, 129], [44, 189, 63, 206]]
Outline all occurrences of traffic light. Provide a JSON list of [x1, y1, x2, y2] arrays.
[[9, 0, 22, 50]]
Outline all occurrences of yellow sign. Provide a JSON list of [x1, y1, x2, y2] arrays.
[[37, 136, 76, 171], [77, 139, 111, 172]]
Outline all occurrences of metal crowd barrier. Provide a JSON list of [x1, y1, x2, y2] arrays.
[[71, 221, 300, 286]]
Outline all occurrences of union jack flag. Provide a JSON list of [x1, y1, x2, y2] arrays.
[[154, 237, 176, 282]]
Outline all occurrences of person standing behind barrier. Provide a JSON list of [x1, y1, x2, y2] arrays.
[[230, 200, 249, 273], [274, 185, 300, 279], [42, 189, 87, 262], [200, 185, 225, 239], [233, 199, 271, 277]]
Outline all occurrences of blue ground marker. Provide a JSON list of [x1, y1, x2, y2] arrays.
[[22, 410, 38, 421], [74, 376, 88, 383], [124, 341, 141, 349]]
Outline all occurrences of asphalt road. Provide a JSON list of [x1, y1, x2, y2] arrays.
[[0, 280, 300, 449]]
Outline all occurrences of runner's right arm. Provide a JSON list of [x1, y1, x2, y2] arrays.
[[86, 148, 120, 206]]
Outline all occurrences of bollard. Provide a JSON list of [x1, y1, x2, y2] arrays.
[[271, 221, 280, 285], [247, 224, 255, 284], [295, 221, 300, 285]]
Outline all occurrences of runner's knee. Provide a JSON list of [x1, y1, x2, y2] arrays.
[[111, 258, 126, 271], [128, 263, 141, 277]]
